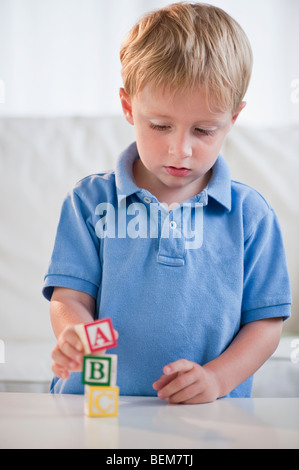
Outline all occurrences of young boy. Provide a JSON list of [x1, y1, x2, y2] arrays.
[[43, 2, 292, 403]]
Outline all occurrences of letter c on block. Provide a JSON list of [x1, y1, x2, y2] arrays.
[[95, 392, 114, 413]]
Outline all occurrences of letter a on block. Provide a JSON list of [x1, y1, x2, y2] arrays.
[[84, 318, 117, 353], [85, 386, 119, 417]]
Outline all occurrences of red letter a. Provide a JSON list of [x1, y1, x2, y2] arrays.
[[93, 327, 110, 348]]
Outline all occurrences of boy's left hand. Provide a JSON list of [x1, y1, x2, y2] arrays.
[[153, 359, 219, 405]]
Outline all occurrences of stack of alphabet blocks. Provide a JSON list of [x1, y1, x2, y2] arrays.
[[74, 318, 119, 417]]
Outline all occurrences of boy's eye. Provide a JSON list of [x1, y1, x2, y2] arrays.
[[194, 128, 216, 137], [150, 124, 170, 131], [150, 123, 216, 136]]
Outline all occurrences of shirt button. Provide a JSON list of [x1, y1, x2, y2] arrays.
[[144, 197, 152, 204], [170, 221, 177, 230]]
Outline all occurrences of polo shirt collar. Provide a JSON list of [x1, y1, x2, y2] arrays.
[[115, 142, 140, 203], [207, 154, 232, 212], [115, 142, 232, 211]]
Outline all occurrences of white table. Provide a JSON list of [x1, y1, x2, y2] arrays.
[[0, 393, 298, 449]]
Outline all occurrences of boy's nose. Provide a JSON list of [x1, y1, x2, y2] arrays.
[[168, 133, 192, 159]]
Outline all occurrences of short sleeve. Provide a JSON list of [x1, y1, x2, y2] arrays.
[[42, 190, 101, 301], [241, 207, 292, 324]]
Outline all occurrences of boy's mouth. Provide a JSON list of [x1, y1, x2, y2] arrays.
[[164, 166, 191, 177]]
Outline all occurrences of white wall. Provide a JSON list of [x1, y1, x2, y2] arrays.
[[0, 0, 298, 126]]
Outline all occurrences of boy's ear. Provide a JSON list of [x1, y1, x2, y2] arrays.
[[119, 88, 134, 125], [231, 101, 246, 125]]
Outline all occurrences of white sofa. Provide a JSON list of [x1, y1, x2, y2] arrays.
[[0, 116, 298, 396]]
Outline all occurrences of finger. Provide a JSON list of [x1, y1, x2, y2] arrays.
[[157, 360, 200, 400], [157, 368, 197, 401], [59, 340, 83, 365], [163, 359, 194, 376], [52, 363, 70, 380], [153, 372, 178, 391], [154, 360, 194, 396], [62, 328, 84, 352], [167, 382, 203, 404], [183, 394, 209, 405], [52, 345, 81, 371]]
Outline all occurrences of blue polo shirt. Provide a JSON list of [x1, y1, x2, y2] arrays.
[[43, 142, 292, 397]]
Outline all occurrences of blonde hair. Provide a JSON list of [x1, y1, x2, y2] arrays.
[[120, 2, 253, 113]]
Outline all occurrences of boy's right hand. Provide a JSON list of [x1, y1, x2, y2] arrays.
[[51, 325, 84, 380], [51, 325, 119, 380]]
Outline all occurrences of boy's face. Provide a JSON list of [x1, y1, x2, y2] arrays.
[[120, 85, 245, 205]]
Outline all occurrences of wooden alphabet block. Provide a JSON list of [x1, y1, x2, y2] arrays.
[[84, 385, 119, 417], [74, 318, 117, 354], [82, 354, 117, 386]]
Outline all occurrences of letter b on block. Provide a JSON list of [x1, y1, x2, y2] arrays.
[[82, 355, 117, 386], [85, 386, 119, 417]]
